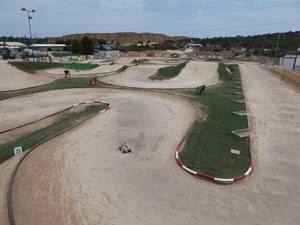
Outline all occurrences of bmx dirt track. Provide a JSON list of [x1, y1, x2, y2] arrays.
[[0, 58, 299, 225]]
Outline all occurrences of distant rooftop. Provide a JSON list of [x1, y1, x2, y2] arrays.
[[30, 44, 66, 47], [0, 42, 27, 48], [185, 43, 203, 48]]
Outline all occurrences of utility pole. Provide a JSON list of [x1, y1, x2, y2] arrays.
[[293, 43, 300, 71], [275, 33, 280, 58]]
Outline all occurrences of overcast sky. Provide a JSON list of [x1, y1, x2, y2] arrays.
[[0, 0, 299, 39]]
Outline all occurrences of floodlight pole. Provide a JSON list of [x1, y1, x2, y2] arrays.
[[21, 8, 35, 61]]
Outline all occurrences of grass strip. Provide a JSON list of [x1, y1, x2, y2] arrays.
[[117, 65, 129, 72], [0, 77, 107, 99], [52, 53, 78, 57], [63, 62, 98, 70], [0, 104, 107, 164], [8, 61, 67, 74], [149, 61, 187, 80], [178, 63, 250, 178]]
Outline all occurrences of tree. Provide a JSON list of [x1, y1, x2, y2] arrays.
[[55, 39, 65, 44], [2, 48, 11, 60], [98, 39, 106, 45], [35, 38, 45, 44], [70, 39, 80, 54], [222, 40, 231, 49], [79, 36, 94, 56]]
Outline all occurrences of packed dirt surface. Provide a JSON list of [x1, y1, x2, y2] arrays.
[[0, 60, 55, 91], [0, 58, 299, 225], [99, 60, 219, 89]]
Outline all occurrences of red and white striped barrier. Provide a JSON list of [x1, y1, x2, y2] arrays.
[[175, 144, 253, 183], [69, 100, 111, 112]]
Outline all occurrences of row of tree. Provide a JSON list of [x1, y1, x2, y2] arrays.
[[1, 31, 299, 57]]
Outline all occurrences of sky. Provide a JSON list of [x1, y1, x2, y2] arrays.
[[0, 0, 299, 39]]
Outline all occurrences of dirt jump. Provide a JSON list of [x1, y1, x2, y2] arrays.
[[0, 58, 299, 225]]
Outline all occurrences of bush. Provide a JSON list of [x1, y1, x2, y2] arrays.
[[22, 52, 29, 60], [2, 48, 10, 60]]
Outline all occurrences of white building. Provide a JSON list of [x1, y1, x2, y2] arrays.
[[30, 44, 66, 52], [0, 41, 27, 50], [0, 42, 27, 58], [185, 43, 203, 49]]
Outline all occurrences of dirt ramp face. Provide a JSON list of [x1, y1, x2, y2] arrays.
[[0, 61, 54, 91], [100, 60, 219, 89]]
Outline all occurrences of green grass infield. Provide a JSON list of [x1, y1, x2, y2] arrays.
[[178, 63, 250, 179]]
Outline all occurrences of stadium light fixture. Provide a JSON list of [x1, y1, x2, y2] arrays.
[[21, 8, 35, 61]]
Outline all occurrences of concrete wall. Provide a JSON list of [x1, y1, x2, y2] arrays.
[[271, 65, 300, 85], [280, 56, 300, 72]]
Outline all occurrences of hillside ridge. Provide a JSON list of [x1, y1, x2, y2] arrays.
[[58, 32, 191, 45]]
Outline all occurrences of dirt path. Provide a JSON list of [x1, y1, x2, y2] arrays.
[[0, 59, 299, 225], [239, 63, 300, 222]]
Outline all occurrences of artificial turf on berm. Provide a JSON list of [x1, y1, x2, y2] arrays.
[[178, 63, 250, 179]]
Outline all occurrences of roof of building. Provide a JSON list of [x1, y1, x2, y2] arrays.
[[30, 44, 66, 47], [0, 42, 27, 48], [186, 43, 203, 46], [185, 43, 203, 48]]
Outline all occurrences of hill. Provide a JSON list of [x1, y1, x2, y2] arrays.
[[57, 32, 191, 45]]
